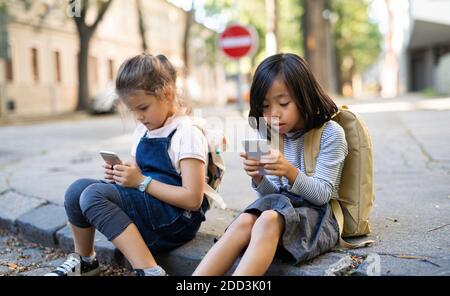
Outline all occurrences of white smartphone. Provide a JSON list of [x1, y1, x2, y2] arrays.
[[241, 139, 271, 175], [99, 150, 122, 167]]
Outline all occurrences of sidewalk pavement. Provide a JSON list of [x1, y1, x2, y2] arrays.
[[1, 96, 449, 276]]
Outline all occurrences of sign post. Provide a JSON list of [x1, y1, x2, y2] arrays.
[[218, 24, 258, 114]]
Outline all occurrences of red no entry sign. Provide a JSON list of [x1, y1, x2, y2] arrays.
[[218, 24, 257, 59]]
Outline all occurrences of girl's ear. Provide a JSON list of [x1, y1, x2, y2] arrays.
[[163, 85, 174, 102]]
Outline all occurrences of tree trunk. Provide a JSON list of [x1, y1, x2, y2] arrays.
[[76, 29, 92, 111], [136, 0, 148, 52], [182, 1, 194, 101], [73, 0, 113, 111], [303, 0, 332, 91], [182, 2, 194, 76], [334, 51, 343, 94]]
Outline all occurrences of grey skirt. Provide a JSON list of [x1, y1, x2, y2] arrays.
[[242, 191, 339, 265]]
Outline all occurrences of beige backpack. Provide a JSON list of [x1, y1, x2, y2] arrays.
[[303, 106, 375, 249]]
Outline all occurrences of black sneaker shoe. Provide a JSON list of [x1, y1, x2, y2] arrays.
[[45, 253, 100, 276]]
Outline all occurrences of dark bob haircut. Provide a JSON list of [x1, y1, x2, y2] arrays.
[[249, 53, 338, 136]]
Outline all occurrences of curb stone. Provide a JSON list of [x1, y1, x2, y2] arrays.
[[0, 192, 46, 233], [16, 204, 68, 248], [0, 196, 361, 276], [0, 195, 385, 276]]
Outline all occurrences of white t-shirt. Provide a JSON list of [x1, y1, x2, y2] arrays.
[[130, 113, 208, 175]]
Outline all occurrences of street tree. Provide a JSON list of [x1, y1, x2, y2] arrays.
[[278, 0, 303, 56], [182, 0, 195, 77], [302, 0, 336, 92], [70, 0, 114, 111], [332, 0, 381, 95], [135, 0, 148, 52]]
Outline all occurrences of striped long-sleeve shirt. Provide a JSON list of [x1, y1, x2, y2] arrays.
[[252, 120, 348, 206]]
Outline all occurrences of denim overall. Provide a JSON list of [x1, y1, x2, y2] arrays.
[[113, 129, 208, 254]]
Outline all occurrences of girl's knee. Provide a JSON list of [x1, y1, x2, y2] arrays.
[[65, 178, 92, 208], [259, 210, 280, 222], [252, 210, 283, 237], [79, 183, 108, 214], [65, 178, 97, 203], [228, 213, 257, 234]]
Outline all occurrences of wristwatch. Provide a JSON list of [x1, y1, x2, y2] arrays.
[[138, 176, 153, 192]]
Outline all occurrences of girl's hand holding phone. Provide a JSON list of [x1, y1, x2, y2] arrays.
[[260, 149, 299, 184], [101, 151, 123, 183], [103, 163, 116, 183], [112, 162, 145, 188], [239, 152, 264, 184]]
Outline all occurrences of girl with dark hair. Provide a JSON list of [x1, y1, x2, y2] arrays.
[[46, 54, 220, 276], [194, 53, 347, 276]]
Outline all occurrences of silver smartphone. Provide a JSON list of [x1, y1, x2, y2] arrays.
[[99, 150, 122, 166], [241, 139, 270, 175]]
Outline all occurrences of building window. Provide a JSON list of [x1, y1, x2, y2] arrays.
[[54, 51, 61, 83], [6, 58, 13, 82], [108, 59, 114, 81], [31, 47, 39, 83], [89, 56, 98, 85]]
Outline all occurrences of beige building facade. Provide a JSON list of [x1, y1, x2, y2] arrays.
[[0, 0, 226, 117]]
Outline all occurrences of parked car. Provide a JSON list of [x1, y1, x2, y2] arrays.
[[90, 87, 119, 114]]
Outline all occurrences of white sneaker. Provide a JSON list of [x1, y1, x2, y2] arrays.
[[45, 253, 100, 276]]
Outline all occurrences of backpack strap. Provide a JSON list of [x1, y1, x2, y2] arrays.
[[304, 124, 326, 175], [304, 108, 342, 174], [204, 183, 227, 209]]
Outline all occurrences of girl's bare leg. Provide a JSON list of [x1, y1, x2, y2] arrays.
[[71, 222, 157, 270], [233, 210, 284, 276], [111, 223, 157, 269], [193, 213, 258, 276], [70, 223, 96, 257]]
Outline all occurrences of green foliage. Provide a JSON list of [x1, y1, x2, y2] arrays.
[[204, 0, 233, 17], [237, 0, 266, 65], [199, 0, 382, 85], [0, 1, 7, 15], [278, 0, 303, 56], [203, 0, 265, 73], [203, 0, 304, 74], [332, 0, 381, 83]]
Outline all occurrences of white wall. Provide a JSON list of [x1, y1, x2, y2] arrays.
[[411, 0, 450, 25]]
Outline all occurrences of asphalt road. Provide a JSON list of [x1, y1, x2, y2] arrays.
[[1, 97, 449, 275]]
